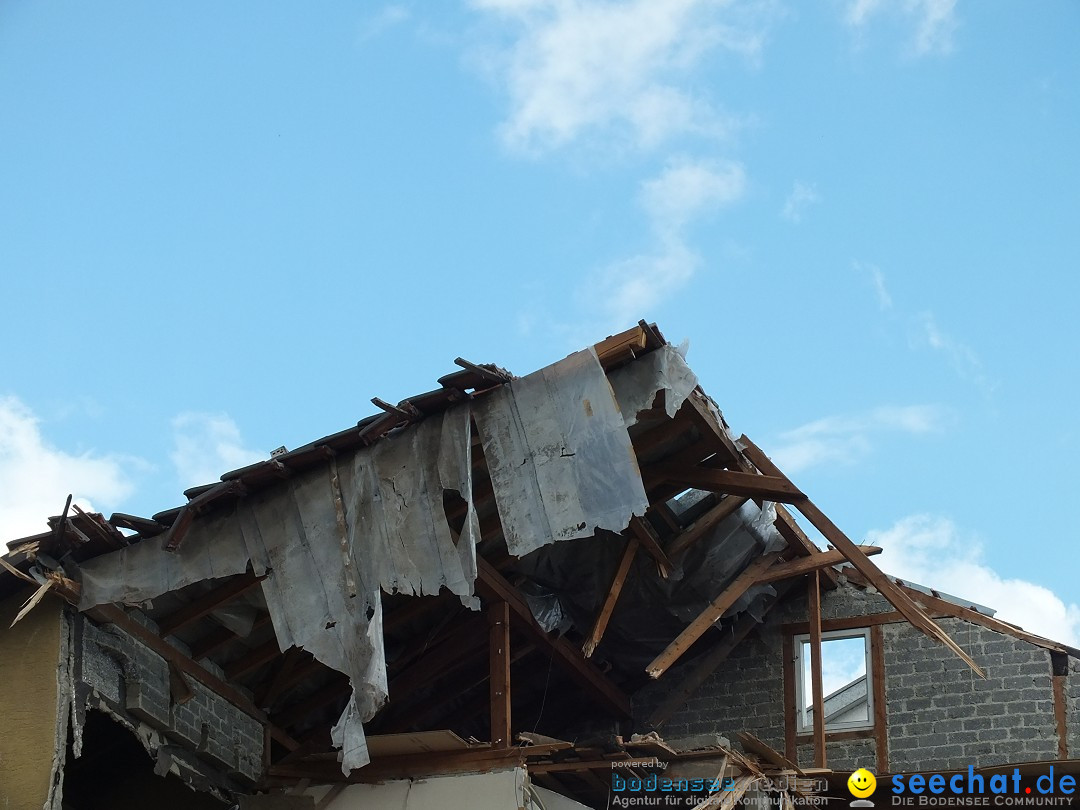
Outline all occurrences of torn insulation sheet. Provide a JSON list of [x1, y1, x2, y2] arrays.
[[607, 343, 699, 428], [76, 405, 479, 773], [473, 347, 650, 557]]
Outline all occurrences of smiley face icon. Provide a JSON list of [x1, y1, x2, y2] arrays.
[[848, 768, 877, 799]]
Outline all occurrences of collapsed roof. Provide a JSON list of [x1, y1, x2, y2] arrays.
[[3, 321, 1072, 793]]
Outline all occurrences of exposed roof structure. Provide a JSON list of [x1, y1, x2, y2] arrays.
[[2, 321, 1076, 808]]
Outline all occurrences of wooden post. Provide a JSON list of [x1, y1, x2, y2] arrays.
[[488, 601, 511, 748], [871, 625, 889, 772], [1053, 673, 1069, 759], [808, 570, 826, 768]]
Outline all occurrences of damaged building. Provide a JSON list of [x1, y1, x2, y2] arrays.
[[2, 321, 1077, 810]]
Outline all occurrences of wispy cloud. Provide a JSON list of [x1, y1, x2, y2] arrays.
[[170, 412, 265, 489], [870, 514, 1080, 646], [844, 0, 958, 57], [917, 312, 995, 395], [781, 181, 820, 223], [358, 5, 411, 42], [469, 0, 773, 155], [770, 404, 949, 474], [853, 260, 892, 310], [0, 396, 138, 542], [579, 157, 746, 329]]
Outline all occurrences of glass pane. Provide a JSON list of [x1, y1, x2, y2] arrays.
[[800, 636, 869, 728]]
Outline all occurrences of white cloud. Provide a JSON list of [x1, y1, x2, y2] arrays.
[[643, 158, 746, 234], [844, 0, 958, 56], [470, 0, 772, 154], [580, 157, 746, 329], [580, 237, 700, 331], [770, 404, 948, 474], [170, 413, 265, 490], [854, 260, 892, 310], [781, 181, 820, 223], [869, 514, 1080, 646], [0, 396, 137, 542]]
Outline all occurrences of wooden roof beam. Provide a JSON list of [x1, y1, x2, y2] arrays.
[[738, 435, 985, 678], [628, 517, 672, 578], [476, 557, 632, 719], [646, 551, 784, 679], [843, 568, 1080, 658], [665, 495, 749, 559], [582, 536, 639, 658], [157, 571, 266, 638], [647, 582, 792, 728], [754, 546, 882, 584], [225, 637, 281, 681], [655, 464, 806, 503]]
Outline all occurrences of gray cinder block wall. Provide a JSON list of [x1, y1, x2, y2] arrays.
[[76, 610, 264, 785], [632, 580, 1074, 772]]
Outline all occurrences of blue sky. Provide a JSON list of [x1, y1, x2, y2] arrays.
[[2, 1, 1078, 641]]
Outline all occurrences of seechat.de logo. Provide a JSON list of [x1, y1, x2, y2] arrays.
[[849, 768, 878, 807]]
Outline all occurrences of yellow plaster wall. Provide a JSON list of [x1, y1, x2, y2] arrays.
[[0, 589, 64, 810]]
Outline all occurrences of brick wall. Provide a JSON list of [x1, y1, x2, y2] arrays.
[[632, 581, 1069, 772], [634, 632, 787, 753], [77, 610, 264, 785], [882, 617, 1058, 771]]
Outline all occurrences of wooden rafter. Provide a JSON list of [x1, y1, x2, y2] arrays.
[[646, 551, 783, 679], [628, 517, 672, 577], [656, 464, 806, 503], [88, 603, 265, 719], [274, 677, 351, 729], [753, 547, 882, 584], [476, 558, 632, 718], [666, 495, 749, 559], [843, 567, 1079, 657], [582, 536, 639, 658], [157, 571, 265, 638], [388, 616, 489, 704], [226, 637, 281, 681], [188, 612, 271, 661], [738, 435, 986, 678], [647, 583, 790, 728]]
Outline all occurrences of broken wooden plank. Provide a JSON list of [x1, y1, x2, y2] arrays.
[[646, 551, 783, 679], [583, 537, 639, 658], [163, 479, 246, 552], [736, 731, 804, 776]]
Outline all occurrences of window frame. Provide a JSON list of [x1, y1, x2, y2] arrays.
[[792, 626, 874, 734]]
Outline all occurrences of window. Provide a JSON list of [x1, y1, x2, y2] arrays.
[[793, 627, 873, 733]]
